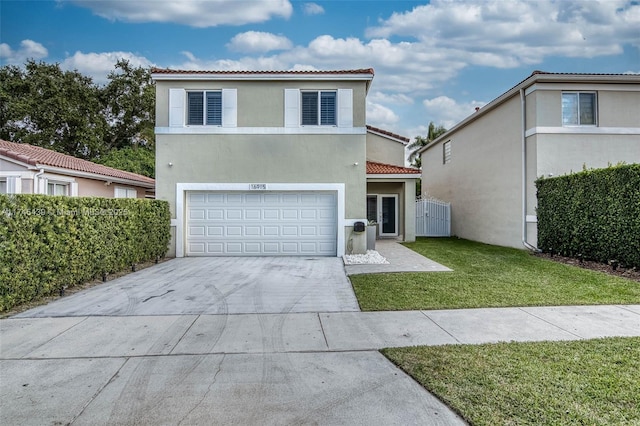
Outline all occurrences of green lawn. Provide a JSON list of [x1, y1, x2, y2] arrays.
[[383, 337, 640, 425], [351, 238, 640, 311]]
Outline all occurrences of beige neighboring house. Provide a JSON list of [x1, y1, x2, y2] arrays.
[[152, 68, 419, 257], [0, 139, 155, 198], [419, 71, 640, 249]]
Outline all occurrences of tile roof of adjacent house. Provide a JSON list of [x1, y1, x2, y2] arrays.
[[366, 125, 410, 144], [151, 68, 375, 76], [366, 161, 420, 175], [0, 140, 155, 186]]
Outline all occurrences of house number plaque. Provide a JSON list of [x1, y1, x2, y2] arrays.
[[249, 183, 267, 190]]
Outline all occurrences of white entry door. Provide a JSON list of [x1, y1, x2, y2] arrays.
[[186, 191, 337, 256], [367, 194, 398, 237]]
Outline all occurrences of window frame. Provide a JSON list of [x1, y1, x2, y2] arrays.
[[47, 181, 69, 196], [300, 90, 337, 126], [114, 186, 137, 199], [561, 91, 597, 127], [0, 178, 7, 194], [186, 90, 223, 126], [443, 140, 451, 165]]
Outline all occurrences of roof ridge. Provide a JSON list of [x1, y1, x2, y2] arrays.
[[151, 68, 375, 75]]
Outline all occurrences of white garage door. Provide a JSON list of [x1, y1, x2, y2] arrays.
[[186, 191, 337, 256]]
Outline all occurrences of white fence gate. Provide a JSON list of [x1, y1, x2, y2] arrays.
[[416, 198, 451, 237]]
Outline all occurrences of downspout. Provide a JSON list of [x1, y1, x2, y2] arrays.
[[33, 168, 45, 194], [520, 88, 539, 252]]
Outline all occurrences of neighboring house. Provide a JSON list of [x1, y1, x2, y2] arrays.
[[0, 140, 155, 198], [419, 71, 640, 249], [152, 68, 419, 257]]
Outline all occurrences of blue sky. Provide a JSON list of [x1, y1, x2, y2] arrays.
[[1, 0, 639, 140]]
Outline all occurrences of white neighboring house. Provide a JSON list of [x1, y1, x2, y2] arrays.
[[419, 72, 640, 249], [0, 140, 155, 198]]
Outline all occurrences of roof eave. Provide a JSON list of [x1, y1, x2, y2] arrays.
[[39, 165, 155, 188]]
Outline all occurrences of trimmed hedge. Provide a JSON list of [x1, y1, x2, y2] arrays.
[[0, 195, 170, 311], [536, 164, 640, 269]]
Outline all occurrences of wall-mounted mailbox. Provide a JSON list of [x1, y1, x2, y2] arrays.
[[353, 221, 366, 233]]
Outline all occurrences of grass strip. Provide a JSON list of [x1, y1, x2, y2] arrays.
[[382, 337, 640, 426], [351, 238, 640, 311]]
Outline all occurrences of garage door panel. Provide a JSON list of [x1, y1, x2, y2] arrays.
[[186, 191, 337, 256]]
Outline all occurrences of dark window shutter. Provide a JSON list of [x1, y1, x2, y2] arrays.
[[206, 91, 222, 125], [320, 91, 336, 125], [301, 92, 318, 125], [187, 92, 204, 125]]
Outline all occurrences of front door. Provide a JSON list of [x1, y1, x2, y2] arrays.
[[367, 194, 399, 237]]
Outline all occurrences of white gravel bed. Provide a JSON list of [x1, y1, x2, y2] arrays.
[[343, 250, 390, 265]]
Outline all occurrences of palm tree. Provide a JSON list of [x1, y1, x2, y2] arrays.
[[407, 121, 447, 168]]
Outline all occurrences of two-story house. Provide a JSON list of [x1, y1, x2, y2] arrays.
[[419, 72, 640, 249], [152, 68, 419, 257]]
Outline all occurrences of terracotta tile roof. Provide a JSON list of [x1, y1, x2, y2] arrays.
[[366, 161, 420, 175], [151, 68, 375, 76], [366, 125, 410, 143], [0, 140, 155, 186]]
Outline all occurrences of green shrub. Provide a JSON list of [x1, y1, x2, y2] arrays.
[[536, 164, 640, 268], [0, 195, 170, 311]]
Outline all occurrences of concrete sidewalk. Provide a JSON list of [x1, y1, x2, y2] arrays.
[[2, 304, 639, 425]]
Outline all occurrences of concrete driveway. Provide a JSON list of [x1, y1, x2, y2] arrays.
[[1, 257, 467, 425], [14, 257, 361, 317]]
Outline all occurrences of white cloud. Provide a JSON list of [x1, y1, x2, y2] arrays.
[[302, 3, 324, 16], [366, 0, 639, 67], [422, 96, 486, 129], [61, 51, 154, 84], [368, 91, 414, 106], [0, 40, 48, 65], [366, 100, 400, 129], [227, 31, 293, 53], [68, 0, 293, 27]]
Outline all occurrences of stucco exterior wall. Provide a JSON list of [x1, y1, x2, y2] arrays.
[[366, 180, 416, 242], [155, 80, 367, 128], [422, 95, 524, 248], [75, 177, 149, 198], [536, 134, 640, 177], [365, 132, 406, 166], [529, 86, 640, 127]]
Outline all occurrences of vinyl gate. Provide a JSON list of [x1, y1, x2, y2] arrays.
[[416, 198, 451, 237]]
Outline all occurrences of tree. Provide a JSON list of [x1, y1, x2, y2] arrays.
[[407, 121, 447, 168], [0, 61, 107, 159], [96, 145, 155, 178], [101, 59, 156, 151]]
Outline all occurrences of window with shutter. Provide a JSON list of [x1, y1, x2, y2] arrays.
[[187, 91, 224, 126], [301, 90, 337, 126]]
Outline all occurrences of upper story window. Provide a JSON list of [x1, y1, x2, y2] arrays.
[[187, 91, 222, 126], [301, 91, 337, 126], [443, 140, 451, 164], [562, 92, 597, 126]]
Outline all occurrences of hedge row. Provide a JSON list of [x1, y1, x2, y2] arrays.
[[536, 164, 640, 269], [0, 195, 170, 311]]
